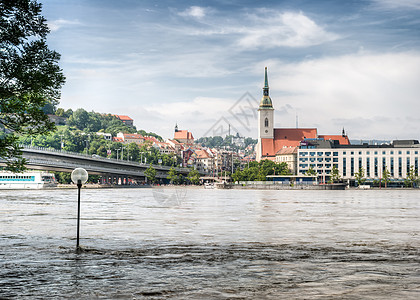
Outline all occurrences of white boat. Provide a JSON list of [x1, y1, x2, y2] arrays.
[[204, 182, 215, 189], [0, 171, 57, 189]]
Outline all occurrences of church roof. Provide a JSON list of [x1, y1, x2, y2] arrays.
[[318, 135, 350, 145], [261, 128, 317, 157], [174, 130, 194, 141]]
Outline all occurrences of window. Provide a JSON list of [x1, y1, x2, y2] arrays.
[[407, 158, 410, 175], [343, 158, 347, 176], [367, 151, 370, 155], [382, 151, 386, 155], [359, 151, 362, 155], [333, 158, 338, 162], [366, 157, 370, 177], [310, 152, 315, 156], [301, 152, 308, 156], [351, 157, 354, 176], [333, 152, 338, 156], [325, 164, 331, 168], [317, 164, 323, 168], [374, 151, 378, 155], [391, 151, 394, 155], [407, 151, 410, 155], [325, 158, 331, 162], [317, 158, 323, 162], [317, 152, 323, 156], [351, 151, 354, 155], [343, 152, 347, 155], [264, 118, 269, 127], [325, 152, 331, 156], [374, 157, 378, 177], [398, 157, 402, 177], [390, 157, 394, 176], [398, 151, 402, 155]]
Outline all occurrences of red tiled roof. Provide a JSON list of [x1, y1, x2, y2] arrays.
[[113, 137, 123, 142], [174, 130, 194, 140], [195, 149, 210, 159], [275, 146, 298, 155], [123, 133, 144, 139], [113, 114, 133, 121], [318, 135, 350, 145], [143, 136, 159, 143], [261, 128, 317, 157]]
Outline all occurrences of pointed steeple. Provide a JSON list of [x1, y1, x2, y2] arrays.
[[175, 123, 179, 132], [264, 67, 269, 90], [259, 67, 273, 109]]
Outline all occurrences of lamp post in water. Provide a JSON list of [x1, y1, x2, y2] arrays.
[[71, 168, 88, 252]]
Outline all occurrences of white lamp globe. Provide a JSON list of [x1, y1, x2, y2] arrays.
[[71, 168, 88, 184]]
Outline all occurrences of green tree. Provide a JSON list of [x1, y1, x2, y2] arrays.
[[187, 169, 200, 185], [354, 167, 366, 186], [407, 165, 418, 188], [144, 165, 157, 184], [0, 0, 65, 171], [329, 165, 341, 183], [167, 167, 178, 184], [306, 166, 317, 176], [382, 167, 391, 188]]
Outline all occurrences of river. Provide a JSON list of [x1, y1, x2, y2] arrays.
[[1, 188, 419, 299]]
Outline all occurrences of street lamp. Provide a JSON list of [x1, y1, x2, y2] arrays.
[[71, 168, 88, 252], [116, 148, 121, 160]]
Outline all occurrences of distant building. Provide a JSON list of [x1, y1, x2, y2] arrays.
[[174, 124, 194, 145], [275, 146, 298, 174], [297, 139, 420, 184], [255, 67, 350, 161], [112, 114, 134, 127], [96, 132, 112, 140], [116, 132, 144, 145]]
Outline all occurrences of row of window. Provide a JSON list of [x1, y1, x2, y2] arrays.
[[299, 157, 338, 162], [0, 175, 35, 181], [301, 150, 419, 156], [343, 157, 419, 177]]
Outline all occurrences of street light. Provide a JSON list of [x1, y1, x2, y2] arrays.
[[116, 148, 121, 160], [71, 168, 88, 252]]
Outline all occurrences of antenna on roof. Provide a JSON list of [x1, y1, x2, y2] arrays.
[[295, 112, 299, 128]]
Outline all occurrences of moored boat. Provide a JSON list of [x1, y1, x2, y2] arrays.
[[0, 171, 57, 189]]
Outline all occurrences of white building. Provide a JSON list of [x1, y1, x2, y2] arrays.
[[297, 139, 420, 184]]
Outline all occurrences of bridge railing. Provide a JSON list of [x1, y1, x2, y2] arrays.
[[19, 144, 195, 173]]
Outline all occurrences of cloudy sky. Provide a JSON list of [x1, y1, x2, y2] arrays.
[[41, 0, 420, 140]]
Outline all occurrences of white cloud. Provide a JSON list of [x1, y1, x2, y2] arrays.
[[267, 51, 420, 139], [48, 19, 81, 32], [238, 12, 340, 49], [179, 6, 206, 19], [176, 11, 339, 49]]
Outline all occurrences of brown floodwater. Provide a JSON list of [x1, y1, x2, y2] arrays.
[[1, 188, 419, 299]]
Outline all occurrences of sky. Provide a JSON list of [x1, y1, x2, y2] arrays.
[[40, 0, 420, 140]]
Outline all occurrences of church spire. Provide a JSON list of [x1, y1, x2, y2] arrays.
[[259, 67, 273, 109], [264, 66, 269, 91]]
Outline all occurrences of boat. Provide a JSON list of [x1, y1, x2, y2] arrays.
[[0, 171, 57, 189], [204, 182, 215, 189]]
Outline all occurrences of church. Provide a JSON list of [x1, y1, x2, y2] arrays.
[[255, 67, 350, 163]]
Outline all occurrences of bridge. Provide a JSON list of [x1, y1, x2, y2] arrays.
[[0, 145, 202, 184]]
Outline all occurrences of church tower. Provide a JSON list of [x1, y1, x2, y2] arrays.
[[258, 67, 274, 139]]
